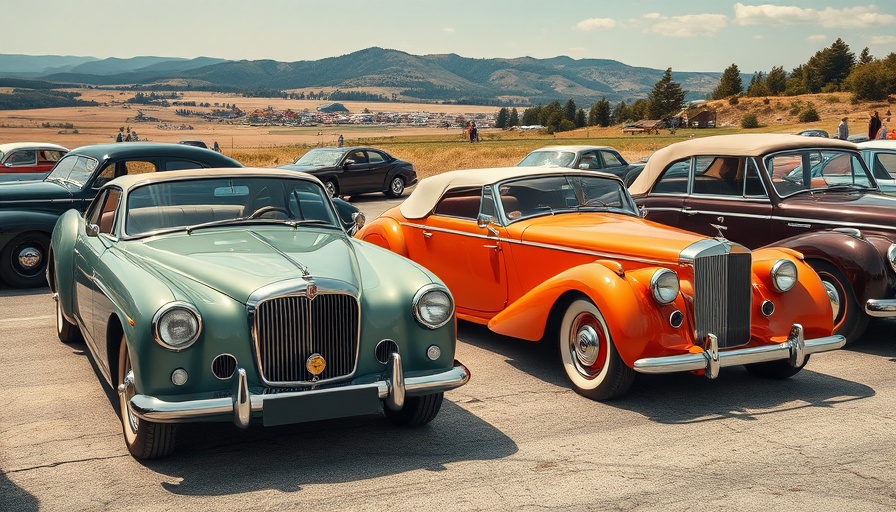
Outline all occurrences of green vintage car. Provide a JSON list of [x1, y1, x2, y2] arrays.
[[48, 167, 469, 459]]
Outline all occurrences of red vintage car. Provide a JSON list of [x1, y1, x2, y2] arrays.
[[629, 134, 896, 343], [356, 167, 844, 400], [0, 142, 68, 174]]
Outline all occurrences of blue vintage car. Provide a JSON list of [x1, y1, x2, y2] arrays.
[[48, 167, 469, 458]]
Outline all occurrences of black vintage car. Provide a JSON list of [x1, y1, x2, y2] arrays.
[[0, 143, 243, 288], [279, 147, 417, 198]]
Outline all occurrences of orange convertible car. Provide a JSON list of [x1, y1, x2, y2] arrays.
[[356, 167, 846, 400]]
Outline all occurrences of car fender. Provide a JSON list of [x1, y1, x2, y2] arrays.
[[48, 209, 83, 315], [772, 231, 888, 304], [356, 217, 409, 257], [0, 209, 61, 246], [487, 262, 668, 368]]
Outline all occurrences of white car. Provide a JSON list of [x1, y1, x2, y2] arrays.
[[857, 140, 896, 193]]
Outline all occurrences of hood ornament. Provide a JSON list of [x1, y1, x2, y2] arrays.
[[709, 223, 728, 240]]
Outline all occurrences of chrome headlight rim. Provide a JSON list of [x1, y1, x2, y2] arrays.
[[770, 259, 798, 292], [412, 284, 454, 330], [887, 243, 896, 274], [650, 268, 680, 304], [152, 301, 202, 351]]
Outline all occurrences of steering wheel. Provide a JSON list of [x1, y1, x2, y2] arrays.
[[247, 206, 289, 219]]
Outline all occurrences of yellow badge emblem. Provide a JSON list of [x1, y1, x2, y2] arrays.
[[306, 353, 326, 376]]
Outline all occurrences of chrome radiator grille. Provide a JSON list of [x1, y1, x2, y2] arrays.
[[253, 293, 360, 384], [693, 252, 752, 348]]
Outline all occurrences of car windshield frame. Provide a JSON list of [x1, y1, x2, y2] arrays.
[[492, 173, 639, 224], [764, 148, 877, 198], [293, 148, 346, 167], [44, 154, 99, 188], [121, 175, 341, 238], [517, 150, 577, 168]]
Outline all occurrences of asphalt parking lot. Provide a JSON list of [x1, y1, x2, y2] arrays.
[[3, 192, 896, 511]]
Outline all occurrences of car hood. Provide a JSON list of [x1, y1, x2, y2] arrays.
[[278, 164, 336, 173], [779, 190, 896, 231], [510, 212, 707, 263], [122, 227, 365, 303], [0, 179, 71, 202]]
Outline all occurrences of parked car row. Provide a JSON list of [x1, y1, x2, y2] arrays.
[[4, 133, 894, 460]]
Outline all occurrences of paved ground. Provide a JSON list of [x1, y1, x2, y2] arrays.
[[2, 193, 896, 511]]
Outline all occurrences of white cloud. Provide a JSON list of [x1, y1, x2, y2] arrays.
[[643, 12, 662, 20], [644, 13, 729, 38], [442, 27, 455, 34], [574, 18, 616, 31], [870, 35, 896, 44], [807, 34, 827, 42], [734, 3, 895, 29]]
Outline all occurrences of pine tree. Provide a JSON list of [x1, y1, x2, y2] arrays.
[[859, 47, 873, 65], [508, 108, 519, 127], [563, 99, 577, 123], [712, 64, 743, 99], [647, 68, 686, 120], [766, 66, 787, 95], [495, 107, 509, 128]]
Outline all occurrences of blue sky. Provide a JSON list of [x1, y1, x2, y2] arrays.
[[4, 1, 894, 73]]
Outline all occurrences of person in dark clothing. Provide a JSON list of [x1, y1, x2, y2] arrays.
[[869, 111, 882, 140]]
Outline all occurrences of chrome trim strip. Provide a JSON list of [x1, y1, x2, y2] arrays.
[[128, 360, 470, 424], [865, 299, 896, 317], [632, 324, 845, 375], [401, 222, 671, 267], [648, 206, 896, 234]]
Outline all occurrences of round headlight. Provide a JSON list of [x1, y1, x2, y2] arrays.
[[413, 285, 453, 329], [153, 302, 201, 350], [650, 268, 679, 304], [887, 244, 896, 273], [770, 259, 798, 292]]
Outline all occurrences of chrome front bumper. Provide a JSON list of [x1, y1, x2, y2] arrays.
[[866, 298, 896, 317], [632, 324, 845, 379], [126, 354, 469, 428]]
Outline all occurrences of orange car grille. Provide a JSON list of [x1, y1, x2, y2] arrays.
[[694, 253, 752, 348], [253, 293, 360, 384]]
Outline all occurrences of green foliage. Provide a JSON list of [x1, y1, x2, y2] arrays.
[[0, 89, 97, 109], [798, 102, 820, 122], [728, 96, 739, 105], [741, 114, 760, 129], [766, 66, 787, 95], [712, 64, 743, 99], [647, 68, 686, 119], [495, 107, 509, 128], [843, 57, 896, 101], [563, 99, 577, 122], [589, 97, 612, 127], [558, 119, 577, 132], [575, 108, 586, 128], [788, 100, 804, 116], [508, 108, 519, 127]]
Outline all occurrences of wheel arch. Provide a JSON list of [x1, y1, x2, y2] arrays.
[[356, 217, 409, 257]]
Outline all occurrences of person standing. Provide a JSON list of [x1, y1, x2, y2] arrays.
[[837, 117, 849, 140], [337, 134, 344, 148], [869, 111, 882, 140], [115, 127, 124, 142]]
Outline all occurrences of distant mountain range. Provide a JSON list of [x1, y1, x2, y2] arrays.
[[0, 48, 726, 105]]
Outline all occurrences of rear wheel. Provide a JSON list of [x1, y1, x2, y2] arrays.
[[0, 232, 50, 288], [384, 393, 443, 426], [118, 336, 177, 459], [558, 299, 635, 400], [385, 176, 405, 197], [808, 260, 867, 344]]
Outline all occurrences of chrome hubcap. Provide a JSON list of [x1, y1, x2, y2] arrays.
[[574, 324, 600, 367], [17, 247, 41, 270], [391, 179, 402, 193], [822, 280, 841, 322]]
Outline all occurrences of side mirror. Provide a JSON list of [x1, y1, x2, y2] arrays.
[[344, 159, 355, 167], [578, 163, 590, 170], [476, 213, 492, 229], [639, 205, 649, 218], [352, 211, 366, 230], [85, 223, 100, 237]]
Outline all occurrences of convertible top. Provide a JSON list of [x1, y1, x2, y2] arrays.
[[398, 166, 620, 219], [628, 134, 857, 195], [107, 166, 324, 192]]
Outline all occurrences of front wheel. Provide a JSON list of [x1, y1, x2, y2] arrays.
[[808, 260, 867, 344], [744, 356, 810, 379], [323, 179, 339, 198], [0, 232, 50, 288], [118, 336, 177, 459], [383, 393, 443, 426], [558, 299, 635, 400], [55, 292, 80, 343], [385, 176, 405, 197]]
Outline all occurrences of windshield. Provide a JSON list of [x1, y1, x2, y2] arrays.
[[765, 149, 875, 197], [45, 155, 98, 187], [517, 151, 577, 168], [293, 149, 345, 166], [124, 176, 338, 236], [496, 174, 638, 222]]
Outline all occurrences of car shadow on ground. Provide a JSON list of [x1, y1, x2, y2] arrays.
[[0, 471, 38, 512], [138, 401, 516, 496], [457, 321, 875, 425]]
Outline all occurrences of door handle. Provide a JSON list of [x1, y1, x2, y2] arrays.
[[423, 231, 432, 238], [483, 244, 501, 251], [682, 207, 697, 216]]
